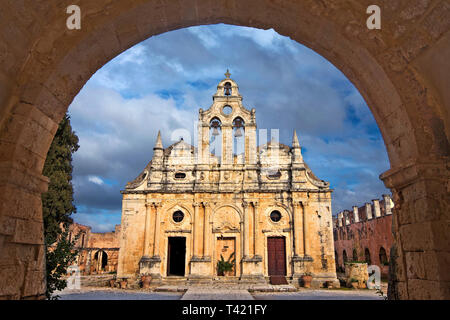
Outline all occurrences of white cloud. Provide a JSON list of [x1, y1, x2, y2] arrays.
[[87, 175, 104, 185]]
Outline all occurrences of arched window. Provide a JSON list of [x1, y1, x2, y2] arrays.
[[209, 118, 222, 158], [379, 247, 388, 265], [352, 249, 358, 261], [343, 250, 348, 263], [365, 248, 371, 265], [232, 117, 245, 162]]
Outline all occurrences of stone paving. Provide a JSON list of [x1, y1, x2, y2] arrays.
[[253, 289, 383, 300], [56, 285, 384, 300], [57, 287, 183, 300], [182, 288, 254, 300]]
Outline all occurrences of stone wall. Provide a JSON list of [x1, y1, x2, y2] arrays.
[[68, 223, 121, 275], [333, 195, 394, 277]]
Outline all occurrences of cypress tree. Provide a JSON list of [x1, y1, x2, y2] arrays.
[[42, 113, 80, 299]]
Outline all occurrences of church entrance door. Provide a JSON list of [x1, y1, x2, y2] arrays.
[[216, 237, 236, 276], [167, 237, 186, 276], [267, 237, 287, 284]]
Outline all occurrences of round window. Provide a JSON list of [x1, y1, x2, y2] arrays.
[[173, 211, 184, 223], [222, 105, 232, 115], [270, 210, 282, 222]]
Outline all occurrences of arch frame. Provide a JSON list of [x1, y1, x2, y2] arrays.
[[0, 0, 448, 300]]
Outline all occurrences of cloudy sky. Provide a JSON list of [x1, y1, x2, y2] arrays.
[[68, 24, 390, 232]]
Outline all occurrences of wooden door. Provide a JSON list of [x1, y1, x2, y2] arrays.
[[267, 237, 286, 276], [216, 237, 236, 276]]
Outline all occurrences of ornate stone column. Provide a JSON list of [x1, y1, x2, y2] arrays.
[[292, 200, 313, 286], [242, 201, 250, 258], [293, 200, 304, 257], [241, 201, 264, 282], [252, 201, 262, 260], [302, 200, 311, 258], [202, 201, 211, 259], [152, 202, 162, 258], [143, 202, 152, 257], [192, 202, 201, 258], [139, 202, 161, 281], [188, 202, 211, 283]]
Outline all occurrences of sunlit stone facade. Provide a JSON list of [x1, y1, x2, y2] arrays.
[[117, 74, 338, 287]]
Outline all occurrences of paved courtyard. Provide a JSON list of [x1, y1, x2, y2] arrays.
[[57, 286, 383, 300]]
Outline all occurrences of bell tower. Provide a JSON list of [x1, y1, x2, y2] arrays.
[[197, 70, 257, 166]]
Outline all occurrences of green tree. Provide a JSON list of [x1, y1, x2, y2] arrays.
[[42, 113, 80, 299]]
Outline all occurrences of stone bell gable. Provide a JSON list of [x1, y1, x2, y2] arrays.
[[118, 71, 338, 288]]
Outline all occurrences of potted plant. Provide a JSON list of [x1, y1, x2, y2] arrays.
[[350, 278, 359, 289], [109, 277, 116, 288], [141, 274, 152, 289], [217, 252, 235, 276], [301, 273, 313, 288], [119, 278, 128, 289]]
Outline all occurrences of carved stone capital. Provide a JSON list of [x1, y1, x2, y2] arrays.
[[380, 160, 449, 190], [202, 201, 210, 208], [242, 201, 249, 208]]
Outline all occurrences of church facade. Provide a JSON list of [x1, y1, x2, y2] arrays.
[[117, 73, 338, 287]]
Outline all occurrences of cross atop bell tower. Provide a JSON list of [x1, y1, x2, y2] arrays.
[[224, 69, 231, 79]]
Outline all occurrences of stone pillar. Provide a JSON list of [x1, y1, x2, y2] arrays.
[[246, 124, 257, 164], [241, 201, 263, 282], [139, 202, 161, 280], [365, 203, 373, 220], [189, 202, 210, 283], [293, 201, 304, 256], [242, 201, 250, 258], [221, 125, 232, 165], [192, 202, 201, 258], [383, 194, 393, 215], [381, 161, 450, 300], [153, 202, 162, 257], [143, 202, 152, 256], [202, 202, 210, 258], [373, 199, 381, 218], [303, 201, 310, 257], [353, 206, 359, 223], [344, 210, 350, 225], [252, 201, 262, 259], [338, 212, 343, 227]]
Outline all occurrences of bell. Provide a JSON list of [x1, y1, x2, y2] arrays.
[[234, 127, 243, 137], [212, 127, 220, 136]]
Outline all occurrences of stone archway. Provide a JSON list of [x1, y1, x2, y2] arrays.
[[0, 1, 448, 299]]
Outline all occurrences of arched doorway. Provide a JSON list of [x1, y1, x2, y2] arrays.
[[0, 1, 448, 300], [93, 250, 108, 273]]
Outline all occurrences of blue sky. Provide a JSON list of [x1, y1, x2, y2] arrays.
[[68, 24, 390, 232]]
